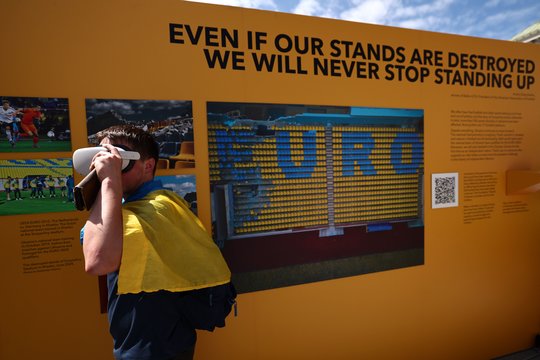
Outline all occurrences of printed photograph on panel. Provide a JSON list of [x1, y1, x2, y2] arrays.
[[207, 102, 424, 293], [85, 99, 194, 169], [156, 174, 198, 215], [0, 96, 71, 152], [0, 158, 75, 215]]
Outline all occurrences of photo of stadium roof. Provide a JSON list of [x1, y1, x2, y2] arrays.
[[85, 99, 194, 169]]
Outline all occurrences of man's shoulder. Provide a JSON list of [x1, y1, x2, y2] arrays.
[[122, 190, 184, 230]]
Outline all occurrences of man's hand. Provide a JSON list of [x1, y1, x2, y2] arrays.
[[91, 144, 124, 183]]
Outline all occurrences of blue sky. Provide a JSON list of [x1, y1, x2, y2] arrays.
[[188, 0, 539, 41]]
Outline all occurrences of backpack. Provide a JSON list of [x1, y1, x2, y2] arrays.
[[179, 281, 237, 331]]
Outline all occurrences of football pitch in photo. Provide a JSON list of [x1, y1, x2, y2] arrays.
[[0, 189, 75, 216], [0, 138, 71, 153]]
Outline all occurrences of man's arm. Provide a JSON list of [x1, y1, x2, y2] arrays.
[[82, 146, 124, 275]]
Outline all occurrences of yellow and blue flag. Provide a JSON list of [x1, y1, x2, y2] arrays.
[[119, 189, 231, 294]]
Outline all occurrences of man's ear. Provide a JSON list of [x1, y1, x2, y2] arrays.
[[144, 158, 156, 174]]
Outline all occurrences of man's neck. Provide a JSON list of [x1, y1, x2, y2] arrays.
[[123, 178, 162, 203]]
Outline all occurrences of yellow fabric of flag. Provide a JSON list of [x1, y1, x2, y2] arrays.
[[118, 190, 231, 294]]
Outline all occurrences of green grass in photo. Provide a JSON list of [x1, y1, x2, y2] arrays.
[[0, 139, 71, 153], [0, 189, 76, 216]]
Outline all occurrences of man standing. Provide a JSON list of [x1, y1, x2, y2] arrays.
[[36, 176, 45, 198], [12, 177, 22, 200], [3, 176, 12, 201], [0, 100, 20, 147], [46, 175, 56, 197], [29, 176, 38, 198], [59, 177, 67, 198], [66, 174, 74, 202], [82, 125, 231, 360], [20, 105, 44, 148]]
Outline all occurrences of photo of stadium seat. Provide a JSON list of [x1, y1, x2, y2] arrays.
[[169, 141, 195, 162]]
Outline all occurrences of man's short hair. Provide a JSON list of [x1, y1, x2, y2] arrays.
[[95, 125, 160, 173]]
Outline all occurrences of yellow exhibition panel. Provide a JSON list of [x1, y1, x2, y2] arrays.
[[0, 1, 539, 359]]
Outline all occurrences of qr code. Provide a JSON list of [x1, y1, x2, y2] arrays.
[[432, 173, 458, 208]]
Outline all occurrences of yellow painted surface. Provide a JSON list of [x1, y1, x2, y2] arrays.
[[507, 170, 540, 194]]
